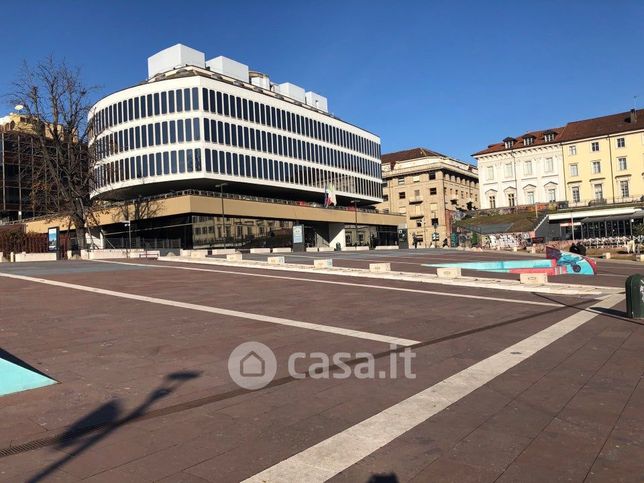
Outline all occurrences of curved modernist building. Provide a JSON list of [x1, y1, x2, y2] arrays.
[[90, 44, 382, 206]]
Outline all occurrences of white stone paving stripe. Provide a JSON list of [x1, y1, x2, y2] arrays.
[[0, 272, 418, 347], [242, 293, 623, 482], [96, 260, 566, 307]]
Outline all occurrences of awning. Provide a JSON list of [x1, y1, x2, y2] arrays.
[[580, 211, 644, 223]]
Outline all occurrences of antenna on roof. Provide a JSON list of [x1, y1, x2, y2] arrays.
[[634, 95, 638, 110]]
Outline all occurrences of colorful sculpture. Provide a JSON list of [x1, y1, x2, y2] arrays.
[[424, 246, 597, 276]]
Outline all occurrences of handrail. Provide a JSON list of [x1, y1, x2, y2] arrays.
[[2, 189, 395, 226]]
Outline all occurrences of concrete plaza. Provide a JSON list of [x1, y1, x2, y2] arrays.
[[0, 249, 642, 482]]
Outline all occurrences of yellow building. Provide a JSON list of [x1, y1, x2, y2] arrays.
[[560, 109, 643, 206]]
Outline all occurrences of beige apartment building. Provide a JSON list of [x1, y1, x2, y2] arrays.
[[377, 148, 479, 247]]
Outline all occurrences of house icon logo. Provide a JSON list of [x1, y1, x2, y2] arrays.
[[228, 341, 277, 390], [240, 351, 265, 377]]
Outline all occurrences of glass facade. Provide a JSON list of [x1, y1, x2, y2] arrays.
[[90, 78, 382, 203]]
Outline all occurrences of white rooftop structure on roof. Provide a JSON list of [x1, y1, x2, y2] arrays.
[[147, 44, 205, 79], [205, 56, 249, 83], [145, 44, 328, 112]]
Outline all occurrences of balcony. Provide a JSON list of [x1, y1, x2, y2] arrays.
[[408, 197, 424, 204]]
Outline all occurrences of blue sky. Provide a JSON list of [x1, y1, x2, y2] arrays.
[[1, 1, 642, 163]]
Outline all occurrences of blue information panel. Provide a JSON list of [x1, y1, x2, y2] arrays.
[[47, 227, 59, 252], [292, 225, 304, 244]]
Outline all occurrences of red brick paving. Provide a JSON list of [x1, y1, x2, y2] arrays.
[[0, 259, 641, 482]]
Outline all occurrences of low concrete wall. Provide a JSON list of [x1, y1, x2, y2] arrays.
[[369, 263, 391, 272], [189, 250, 209, 258], [272, 247, 292, 253], [14, 252, 58, 262], [343, 246, 369, 251], [211, 249, 237, 255], [250, 248, 271, 254], [87, 249, 139, 260], [314, 259, 333, 268], [374, 246, 399, 250], [436, 267, 462, 279], [227, 253, 243, 261], [267, 256, 285, 265], [318, 247, 334, 252], [520, 273, 548, 285], [306, 247, 319, 252]]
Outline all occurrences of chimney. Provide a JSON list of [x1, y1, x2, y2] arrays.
[[630, 108, 638, 123]]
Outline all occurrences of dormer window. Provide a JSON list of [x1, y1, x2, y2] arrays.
[[523, 136, 535, 146], [543, 130, 556, 142], [503, 137, 516, 149]]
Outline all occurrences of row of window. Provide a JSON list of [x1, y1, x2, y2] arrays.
[[94, 148, 203, 187], [569, 181, 631, 203], [200, 88, 379, 159], [93, 148, 380, 199], [94, 117, 201, 160], [94, 117, 380, 179], [203, 149, 379, 198], [487, 180, 632, 207], [92, 88, 200, 135], [485, 158, 555, 181], [570, 137, 628, 155], [488, 188, 556, 208], [387, 186, 476, 201], [385, 172, 478, 187], [202, 118, 379, 178], [569, 157, 629, 176], [91, 86, 380, 159]]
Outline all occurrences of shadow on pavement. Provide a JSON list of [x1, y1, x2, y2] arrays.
[[27, 370, 201, 482]]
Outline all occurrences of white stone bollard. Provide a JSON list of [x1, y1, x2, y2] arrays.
[[226, 253, 243, 261], [520, 273, 548, 285], [314, 259, 333, 268], [637, 254, 644, 262], [369, 263, 391, 273], [603, 252, 611, 259], [267, 256, 285, 265], [530, 247, 536, 254], [250, 248, 271, 254], [436, 267, 462, 279], [512, 246, 518, 252]]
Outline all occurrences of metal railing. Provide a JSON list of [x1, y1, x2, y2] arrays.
[[6, 188, 394, 227]]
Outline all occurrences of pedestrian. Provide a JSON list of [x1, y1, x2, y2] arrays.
[[569, 242, 579, 254], [442, 238, 449, 248], [413, 236, 418, 249]]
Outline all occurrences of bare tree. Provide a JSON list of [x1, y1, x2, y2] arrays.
[[10, 56, 98, 250]]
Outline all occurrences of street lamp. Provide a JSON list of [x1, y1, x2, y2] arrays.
[[15, 105, 25, 219], [215, 183, 228, 248], [123, 220, 132, 256], [350, 200, 359, 247]]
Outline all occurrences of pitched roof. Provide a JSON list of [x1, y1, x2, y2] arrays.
[[474, 109, 644, 157], [381, 147, 449, 167], [557, 109, 644, 142], [473, 127, 564, 156]]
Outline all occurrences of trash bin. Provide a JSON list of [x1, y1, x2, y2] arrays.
[[625, 274, 644, 318]]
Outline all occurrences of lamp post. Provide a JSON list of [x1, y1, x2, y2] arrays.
[[123, 220, 132, 256], [14, 105, 25, 219], [215, 183, 228, 248], [350, 199, 359, 247]]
